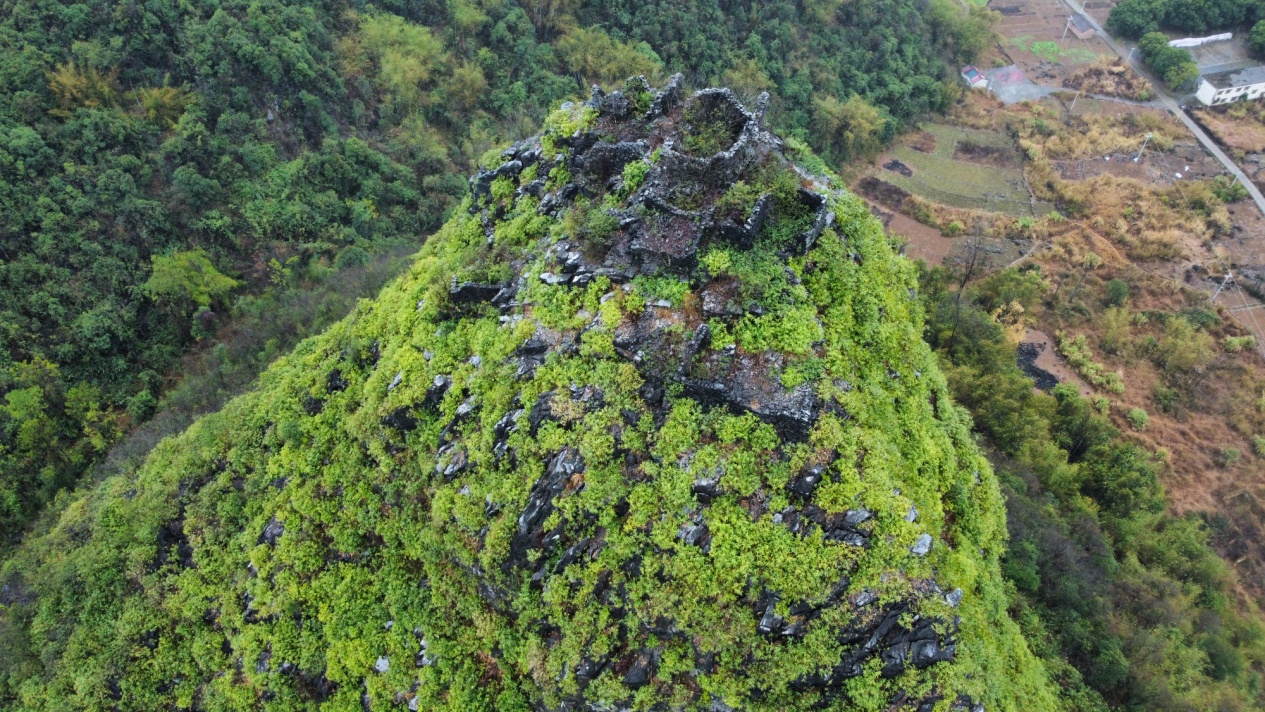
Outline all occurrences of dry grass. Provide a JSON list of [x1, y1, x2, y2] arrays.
[[1034, 168, 1231, 262], [1064, 58, 1153, 101], [1195, 104, 1265, 154], [936, 88, 1265, 600]]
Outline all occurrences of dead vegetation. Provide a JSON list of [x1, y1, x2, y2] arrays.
[[1064, 58, 1153, 101], [1195, 102, 1265, 154], [882, 87, 1265, 602]]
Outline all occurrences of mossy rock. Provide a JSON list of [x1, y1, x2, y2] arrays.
[[0, 79, 1062, 711]]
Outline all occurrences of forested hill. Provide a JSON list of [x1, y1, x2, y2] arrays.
[[0, 0, 994, 543], [0, 79, 1064, 711]]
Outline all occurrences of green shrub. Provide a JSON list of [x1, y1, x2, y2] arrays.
[[335, 246, 372, 269], [1217, 446, 1241, 467], [1153, 384, 1180, 413], [1127, 407, 1148, 430], [126, 389, 157, 422], [1057, 332, 1125, 393], [1253, 436, 1265, 458], [1253, 20, 1265, 59], [1210, 175, 1248, 204], [566, 199, 620, 248], [1105, 278, 1129, 307], [621, 159, 650, 194], [1223, 335, 1256, 353]]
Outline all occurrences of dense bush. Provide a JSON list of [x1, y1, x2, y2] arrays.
[[1108, 0, 1265, 38], [1138, 32, 1200, 90]]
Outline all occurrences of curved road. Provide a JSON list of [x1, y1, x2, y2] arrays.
[[1056, 0, 1265, 217]]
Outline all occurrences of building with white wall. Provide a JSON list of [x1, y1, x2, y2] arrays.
[[1196, 66, 1265, 106]]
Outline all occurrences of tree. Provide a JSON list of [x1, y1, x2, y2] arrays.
[[341, 11, 447, 115], [811, 93, 888, 164], [1138, 32, 1199, 90], [1107, 0, 1162, 38], [519, 0, 582, 40], [45, 62, 121, 114], [144, 250, 240, 311], [926, 0, 999, 64], [555, 27, 663, 87], [1252, 20, 1265, 59]]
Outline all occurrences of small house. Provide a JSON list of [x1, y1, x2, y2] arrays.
[[1196, 66, 1265, 106], [1068, 14, 1095, 40], [960, 66, 988, 89]]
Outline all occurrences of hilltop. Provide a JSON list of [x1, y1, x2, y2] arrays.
[[0, 80, 1059, 711]]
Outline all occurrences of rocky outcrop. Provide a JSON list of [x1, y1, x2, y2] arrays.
[[423, 77, 990, 710]]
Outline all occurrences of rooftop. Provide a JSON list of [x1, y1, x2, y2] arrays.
[[1069, 14, 1093, 32], [1203, 65, 1265, 89]]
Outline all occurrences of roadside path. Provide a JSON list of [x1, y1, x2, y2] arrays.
[[1054, 0, 1265, 217]]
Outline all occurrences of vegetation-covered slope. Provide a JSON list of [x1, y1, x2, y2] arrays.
[[0, 0, 993, 546], [0, 83, 1060, 710]]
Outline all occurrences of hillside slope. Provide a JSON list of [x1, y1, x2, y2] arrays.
[[0, 81, 1059, 711]]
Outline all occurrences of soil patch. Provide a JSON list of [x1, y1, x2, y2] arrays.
[[993, 5, 1025, 15], [1019, 329, 1092, 397], [907, 131, 937, 153], [953, 141, 1019, 168], [855, 176, 910, 210], [1016, 342, 1060, 391], [883, 159, 914, 177]]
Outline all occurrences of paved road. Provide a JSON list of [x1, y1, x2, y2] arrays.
[[1054, 0, 1265, 217]]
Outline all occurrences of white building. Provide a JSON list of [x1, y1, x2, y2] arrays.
[[1196, 66, 1265, 106]]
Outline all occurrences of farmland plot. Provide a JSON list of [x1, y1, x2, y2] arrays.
[[874, 124, 1057, 216]]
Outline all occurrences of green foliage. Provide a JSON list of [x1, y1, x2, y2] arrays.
[[1254, 20, 1265, 58], [555, 27, 664, 87], [1056, 332, 1126, 393], [681, 103, 739, 156], [1108, 0, 1260, 37], [1126, 407, 1149, 430], [1107, 0, 1162, 38], [620, 159, 650, 195], [144, 250, 241, 311], [1210, 175, 1250, 204], [811, 94, 889, 164], [630, 275, 690, 308], [924, 0, 999, 64], [1217, 446, 1242, 467], [1223, 334, 1257, 353], [1138, 32, 1200, 90], [1105, 278, 1129, 307], [564, 199, 619, 248]]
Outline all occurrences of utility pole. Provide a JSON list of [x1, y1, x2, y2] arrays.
[[1070, 88, 1083, 111], [1134, 132, 1153, 162], [1212, 271, 1232, 303], [1062, 16, 1072, 41]]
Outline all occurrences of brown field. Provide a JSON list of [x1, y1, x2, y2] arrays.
[[989, 0, 1115, 86], [1195, 107, 1265, 154], [871, 89, 1265, 598], [1064, 58, 1153, 101]]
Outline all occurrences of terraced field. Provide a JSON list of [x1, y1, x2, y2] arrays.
[[874, 124, 1057, 217]]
